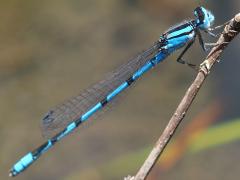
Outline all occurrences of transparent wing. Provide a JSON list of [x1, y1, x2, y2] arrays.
[[41, 41, 161, 138]]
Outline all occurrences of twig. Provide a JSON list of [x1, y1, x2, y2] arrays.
[[126, 13, 240, 180]]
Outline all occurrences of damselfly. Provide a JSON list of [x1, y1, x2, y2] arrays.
[[10, 6, 217, 176]]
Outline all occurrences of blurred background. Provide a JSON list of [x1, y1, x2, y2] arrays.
[[1, 0, 240, 179]]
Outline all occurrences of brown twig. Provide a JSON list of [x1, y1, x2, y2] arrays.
[[126, 13, 240, 180]]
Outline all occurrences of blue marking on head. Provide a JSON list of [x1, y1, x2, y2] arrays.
[[194, 6, 215, 30]]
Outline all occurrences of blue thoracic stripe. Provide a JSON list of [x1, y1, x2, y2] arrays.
[[168, 25, 193, 39], [167, 22, 190, 34], [10, 6, 216, 177]]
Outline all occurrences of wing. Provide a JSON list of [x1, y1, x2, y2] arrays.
[[41, 41, 161, 138]]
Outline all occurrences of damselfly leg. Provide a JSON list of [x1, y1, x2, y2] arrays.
[[176, 39, 198, 70]]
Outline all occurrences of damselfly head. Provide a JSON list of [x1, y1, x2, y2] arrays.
[[194, 6, 215, 30]]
